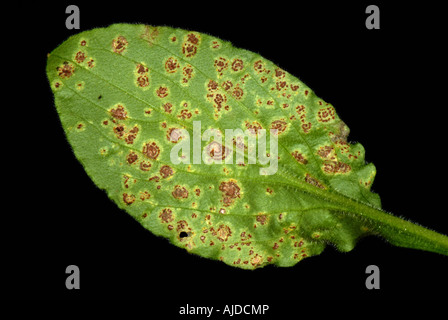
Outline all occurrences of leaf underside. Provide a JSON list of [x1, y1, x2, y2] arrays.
[[47, 24, 385, 269]]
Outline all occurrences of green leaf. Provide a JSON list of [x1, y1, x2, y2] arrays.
[[46, 24, 448, 269]]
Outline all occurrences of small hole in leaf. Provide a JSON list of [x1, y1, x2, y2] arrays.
[[179, 231, 189, 238], [98, 95, 102, 100]]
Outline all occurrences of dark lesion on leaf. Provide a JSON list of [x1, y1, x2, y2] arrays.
[[172, 185, 188, 199], [291, 151, 308, 164], [110, 104, 128, 120], [176, 220, 195, 249], [256, 214, 268, 225], [126, 152, 138, 164], [219, 180, 241, 207], [139, 161, 151, 171], [142, 142, 160, 160], [305, 174, 326, 189], [159, 208, 174, 223], [160, 165, 174, 178], [57, 62, 75, 79], [112, 36, 128, 54], [123, 193, 136, 205]]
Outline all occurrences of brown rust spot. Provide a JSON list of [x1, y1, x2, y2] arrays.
[[113, 124, 139, 144], [124, 126, 139, 144], [232, 85, 244, 100], [142, 142, 160, 160], [87, 59, 95, 68], [75, 51, 86, 63], [110, 104, 128, 120], [317, 146, 336, 160], [182, 65, 194, 84], [163, 102, 173, 113], [231, 59, 244, 72], [270, 120, 287, 135], [251, 254, 263, 267], [295, 104, 312, 133], [160, 165, 174, 178], [137, 63, 148, 75], [323, 161, 351, 174], [177, 221, 194, 247], [214, 57, 228, 77], [291, 151, 308, 164], [182, 33, 200, 58], [177, 109, 192, 120], [256, 214, 268, 225], [165, 57, 179, 73], [317, 106, 336, 123], [156, 86, 169, 98], [57, 62, 75, 79], [245, 121, 263, 135], [140, 191, 151, 201], [305, 174, 325, 189], [159, 208, 174, 223], [172, 185, 188, 199], [274, 68, 286, 78], [126, 152, 138, 164], [139, 161, 151, 171], [166, 128, 183, 143], [222, 80, 233, 91], [212, 93, 228, 112], [253, 60, 265, 74], [123, 175, 130, 188], [275, 81, 288, 91], [206, 141, 229, 160], [187, 33, 199, 45], [112, 36, 128, 54], [135, 63, 149, 88], [137, 75, 149, 88], [207, 80, 219, 91], [291, 84, 299, 91], [113, 124, 125, 139], [219, 180, 241, 207], [216, 225, 232, 242], [123, 193, 135, 205], [302, 122, 312, 133]]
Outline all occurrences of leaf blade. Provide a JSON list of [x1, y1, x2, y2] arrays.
[[47, 24, 448, 269]]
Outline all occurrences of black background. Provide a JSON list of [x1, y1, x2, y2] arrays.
[[4, 0, 448, 308]]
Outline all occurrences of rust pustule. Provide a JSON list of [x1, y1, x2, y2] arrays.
[[159, 208, 174, 223], [172, 185, 188, 199], [142, 142, 160, 159], [219, 180, 241, 207]]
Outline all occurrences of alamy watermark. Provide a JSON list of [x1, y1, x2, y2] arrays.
[[168, 121, 278, 175]]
